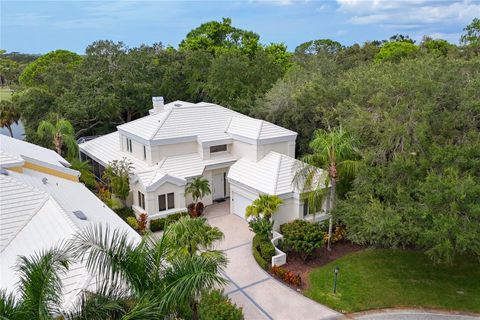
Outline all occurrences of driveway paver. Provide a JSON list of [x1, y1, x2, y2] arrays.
[[205, 202, 343, 320]]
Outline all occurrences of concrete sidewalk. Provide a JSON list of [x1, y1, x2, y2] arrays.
[[205, 202, 342, 320]]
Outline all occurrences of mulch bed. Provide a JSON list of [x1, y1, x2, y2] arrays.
[[281, 241, 364, 289]]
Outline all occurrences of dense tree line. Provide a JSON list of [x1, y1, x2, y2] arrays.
[[2, 18, 479, 263]]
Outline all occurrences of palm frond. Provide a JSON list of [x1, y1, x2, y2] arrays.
[[0, 289, 19, 320], [15, 247, 70, 318], [36, 120, 56, 139]]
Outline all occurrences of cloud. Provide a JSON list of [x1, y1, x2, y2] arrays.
[[337, 0, 480, 26]]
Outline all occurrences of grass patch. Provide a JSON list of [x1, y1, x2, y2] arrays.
[[0, 88, 12, 101], [305, 249, 480, 313]]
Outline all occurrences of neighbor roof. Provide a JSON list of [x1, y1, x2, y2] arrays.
[[116, 101, 296, 144], [0, 138, 140, 312], [0, 135, 70, 168], [228, 151, 326, 195]]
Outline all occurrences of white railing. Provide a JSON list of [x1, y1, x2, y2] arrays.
[[271, 230, 287, 267]]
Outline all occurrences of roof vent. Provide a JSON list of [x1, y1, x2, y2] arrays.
[[0, 168, 9, 176], [42, 177, 48, 184], [73, 210, 87, 220]]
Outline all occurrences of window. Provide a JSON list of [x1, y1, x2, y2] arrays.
[[303, 200, 309, 217], [167, 193, 175, 209], [158, 194, 166, 211], [126, 138, 133, 153], [138, 191, 145, 209], [158, 193, 175, 211], [210, 144, 227, 153], [143, 146, 147, 160]]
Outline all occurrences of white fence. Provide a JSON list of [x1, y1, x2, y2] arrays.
[[271, 230, 287, 267]]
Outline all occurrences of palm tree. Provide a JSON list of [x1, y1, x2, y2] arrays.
[[36, 118, 78, 160], [164, 216, 224, 257], [245, 194, 283, 221], [0, 100, 20, 137], [69, 159, 96, 189], [185, 177, 211, 205], [294, 127, 360, 250], [68, 223, 227, 320], [0, 248, 70, 320]]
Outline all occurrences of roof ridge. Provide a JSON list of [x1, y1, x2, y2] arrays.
[[272, 153, 282, 195], [0, 175, 50, 253], [150, 108, 174, 140], [256, 120, 264, 140]]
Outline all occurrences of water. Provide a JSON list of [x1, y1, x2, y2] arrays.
[[0, 120, 25, 140]]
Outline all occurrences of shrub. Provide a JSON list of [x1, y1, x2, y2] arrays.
[[150, 218, 165, 232], [138, 213, 148, 234], [114, 207, 135, 221], [195, 202, 205, 216], [248, 217, 273, 239], [126, 216, 139, 230], [252, 234, 274, 270], [198, 290, 244, 320], [281, 220, 324, 261], [271, 265, 302, 287]]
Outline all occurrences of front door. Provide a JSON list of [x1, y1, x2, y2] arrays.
[[212, 173, 225, 200]]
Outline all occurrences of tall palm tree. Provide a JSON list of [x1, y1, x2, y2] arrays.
[[68, 223, 227, 320], [185, 177, 211, 205], [245, 194, 283, 221], [0, 100, 20, 137], [294, 127, 360, 250], [164, 216, 224, 257], [36, 118, 78, 160], [0, 248, 70, 320]]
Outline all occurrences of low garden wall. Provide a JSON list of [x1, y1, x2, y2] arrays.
[[271, 230, 287, 267]]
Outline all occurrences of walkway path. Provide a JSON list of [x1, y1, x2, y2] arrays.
[[351, 309, 480, 320], [205, 202, 342, 320]]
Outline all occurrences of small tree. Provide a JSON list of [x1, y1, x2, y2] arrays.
[[36, 118, 78, 160], [246, 194, 283, 238], [69, 159, 96, 189], [102, 158, 132, 206], [185, 177, 211, 216], [0, 100, 20, 137]]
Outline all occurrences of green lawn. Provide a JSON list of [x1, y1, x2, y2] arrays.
[[0, 87, 12, 101], [305, 249, 480, 313]]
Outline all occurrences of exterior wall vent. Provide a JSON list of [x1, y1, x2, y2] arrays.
[[73, 210, 87, 220]]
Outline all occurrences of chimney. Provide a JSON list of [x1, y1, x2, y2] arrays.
[[150, 96, 164, 114]]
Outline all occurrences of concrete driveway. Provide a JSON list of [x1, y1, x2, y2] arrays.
[[205, 202, 342, 320]]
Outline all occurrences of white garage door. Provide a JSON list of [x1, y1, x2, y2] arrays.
[[232, 192, 253, 219]]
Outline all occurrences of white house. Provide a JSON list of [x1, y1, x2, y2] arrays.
[[79, 97, 328, 228], [0, 135, 140, 311]]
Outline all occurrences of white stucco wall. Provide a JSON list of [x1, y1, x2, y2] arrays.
[[131, 181, 185, 217], [151, 141, 198, 164], [121, 134, 151, 164], [259, 140, 296, 159], [230, 140, 257, 161]]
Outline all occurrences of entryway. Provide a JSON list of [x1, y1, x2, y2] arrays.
[[212, 172, 227, 200]]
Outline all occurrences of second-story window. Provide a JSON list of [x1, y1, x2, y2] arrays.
[[210, 144, 227, 153], [126, 138, 133, 153], [143, 146, 147, 160]]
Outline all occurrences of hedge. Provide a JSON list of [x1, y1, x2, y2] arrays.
[[252, 234, 275, 270], [150, 211, 189, 232]]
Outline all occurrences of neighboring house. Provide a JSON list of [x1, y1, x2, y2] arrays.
[[0, 135, 140, 311], [79, 97, 328, 228]]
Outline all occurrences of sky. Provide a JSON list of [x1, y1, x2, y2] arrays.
[[1, 0, 479, 54]]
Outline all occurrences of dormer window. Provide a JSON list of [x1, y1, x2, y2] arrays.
[[210, 144, 227, 153]]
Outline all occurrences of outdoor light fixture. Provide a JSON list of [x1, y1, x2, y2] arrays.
[[333, 266, 340, 294]]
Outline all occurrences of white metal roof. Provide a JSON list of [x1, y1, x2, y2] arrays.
[[78, 132, 151, 172], [116, 101, 296, 144], [0, 138, 140, 312], [228, 152, 325, 195], [135, 152, 237, 190], [0, 134, 70, 168]]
